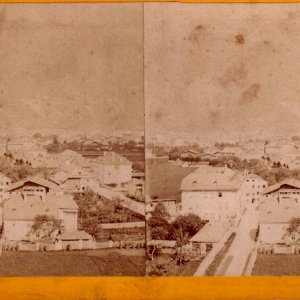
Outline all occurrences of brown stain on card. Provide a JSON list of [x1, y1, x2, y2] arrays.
[[187, 24, 205, 43], [219, 63, 247, 87], [235, 33, 245, 45], [240, 83, 260, 104]]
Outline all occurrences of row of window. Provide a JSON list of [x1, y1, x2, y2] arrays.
[[279, 191, 300, 195], [23, 189, 44, 193]]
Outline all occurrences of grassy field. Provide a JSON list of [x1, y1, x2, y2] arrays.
[[175, 260, 202, 276], [146, 254, 202, 276], [0, 249, 145, 276], [252, 254, 300, 275]]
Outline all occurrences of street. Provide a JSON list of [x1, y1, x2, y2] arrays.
[[216, 206, 259, 276]]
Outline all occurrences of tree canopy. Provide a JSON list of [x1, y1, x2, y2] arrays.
[[31, 214, 62, 241]]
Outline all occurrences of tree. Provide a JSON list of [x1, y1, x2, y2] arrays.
[[148, 203, 170, 240], [31, 214, 62, 241], [169, 214, 207, 265], [74, 189, 142, 238], [287, 218, 300, 235], [151, 203, 170, 220], [169, 213, 206, 240]]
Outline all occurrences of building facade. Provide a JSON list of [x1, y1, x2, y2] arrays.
[[180, 166, 245, 223]]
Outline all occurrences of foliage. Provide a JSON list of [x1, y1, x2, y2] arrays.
[[0, 157, 50, 182], [169, 213, 207, 241], [148, 203, 170, 240], [151, 203, 170, 220], [74, 189, 141, 238], [147, 255, 176, 276], [31, 214, 62, 241], [287, 218, 300, 235]]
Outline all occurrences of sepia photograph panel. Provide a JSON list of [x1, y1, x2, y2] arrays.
[[0, 3, 145, 276], [145, 3, 300, 276]]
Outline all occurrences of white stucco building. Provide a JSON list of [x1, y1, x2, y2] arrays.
[[92, 151, 132, 187], [180, 166, 246, 223]]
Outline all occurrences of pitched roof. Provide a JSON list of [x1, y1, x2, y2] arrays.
[[57, 231, 93, 240], [0, 173, 11, 181], [182, 149, 199, 155], [3, 193, 78, 221], [259, 199, 300, 223], [190, 221, 230, 243], [147, 158, 196, 200], [180, 166, 244, 192], [245, 173, 267, 182], [262, 179, 300, 195], [6, 177, 58, 192], [96, 151, 132, 166]]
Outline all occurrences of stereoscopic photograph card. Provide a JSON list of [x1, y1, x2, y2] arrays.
[[1, 1, 300, 294]]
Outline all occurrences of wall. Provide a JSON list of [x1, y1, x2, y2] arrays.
[[59, 209, 78, 232], [93, 163, 132, 186], [239, 177, 268, 205], [4, 220, 33, 241], [259, 223, 287, 244], [181, 190, 238, 222]]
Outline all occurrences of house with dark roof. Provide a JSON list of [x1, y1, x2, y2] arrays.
[[6, 177, 59, 202], [262, 179, 300, 205], [3, 193, 78, 241]]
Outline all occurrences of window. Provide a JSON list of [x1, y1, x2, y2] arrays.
[[218, 192, 222, 197], [263, 185, 265, 188]]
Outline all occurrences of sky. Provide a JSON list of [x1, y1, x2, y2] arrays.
[[0, 4, 143, 133], [145, 3, 300, 140]]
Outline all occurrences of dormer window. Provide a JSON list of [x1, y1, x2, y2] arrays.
[[193, 180, 197, 185]]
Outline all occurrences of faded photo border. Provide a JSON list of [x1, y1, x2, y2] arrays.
[[0, 1, 299, 300]]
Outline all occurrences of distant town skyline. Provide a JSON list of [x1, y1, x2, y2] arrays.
[[145, 3, 300, 140], [0, 4, 143, 132]]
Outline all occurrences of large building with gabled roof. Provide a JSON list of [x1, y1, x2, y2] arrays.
[[3, 193, 78, 241], [92, 151, 132, 187], [180, 166, 246, 223]]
